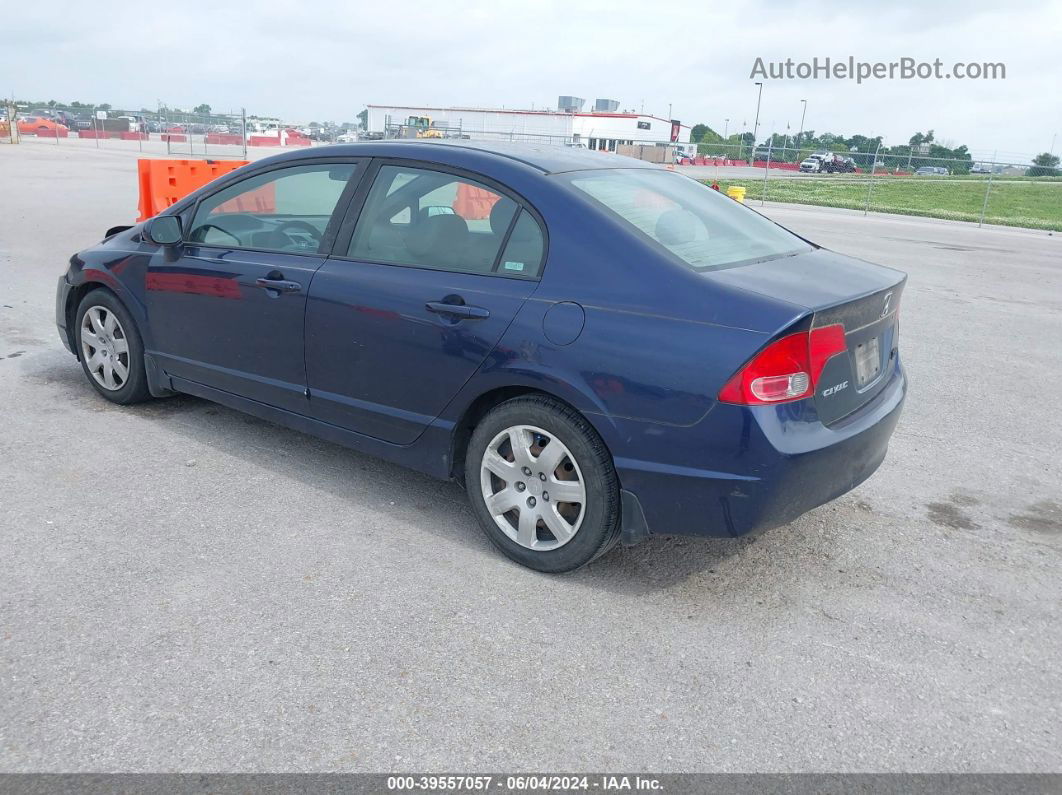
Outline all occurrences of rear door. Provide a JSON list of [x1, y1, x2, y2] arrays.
[[145, 160, 362, 413], [304, 161, 545, 444]]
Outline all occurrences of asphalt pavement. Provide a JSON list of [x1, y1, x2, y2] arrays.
[[1, 142, 1059, 772]]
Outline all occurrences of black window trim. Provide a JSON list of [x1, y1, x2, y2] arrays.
[[179, 156, 370, 258], [327, 157, 549, 282]]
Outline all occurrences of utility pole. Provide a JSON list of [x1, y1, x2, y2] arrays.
[[751, 82, 763, 164], [797, 99, 807, 148]]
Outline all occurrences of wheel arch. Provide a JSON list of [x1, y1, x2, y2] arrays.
[[447, 383, 620, 484], [65, 281, 121, 358], [65, 279, 173, 398]]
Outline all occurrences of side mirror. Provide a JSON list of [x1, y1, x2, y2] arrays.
[[145, 215, 182, 246]]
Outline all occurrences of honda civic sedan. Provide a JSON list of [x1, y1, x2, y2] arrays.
[[55, 141, 907, 572]]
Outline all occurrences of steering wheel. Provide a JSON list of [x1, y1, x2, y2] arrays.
[[191, 223, 241, 246], [274, 220, 323, 244]]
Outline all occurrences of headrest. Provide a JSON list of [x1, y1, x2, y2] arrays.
[[407, 213, 469, 259], [489, 198, 518, 235], [654, 209, 702, 246]]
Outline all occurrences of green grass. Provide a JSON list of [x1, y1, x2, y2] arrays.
[[707, 176, 1062, 231]]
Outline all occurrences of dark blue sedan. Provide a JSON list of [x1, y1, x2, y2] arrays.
[[55, 141, 906, 572]]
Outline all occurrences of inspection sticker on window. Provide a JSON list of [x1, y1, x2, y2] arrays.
[[503, 261, 525, 272]]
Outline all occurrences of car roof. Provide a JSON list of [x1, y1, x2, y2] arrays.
[[263, 139, 661, 175]]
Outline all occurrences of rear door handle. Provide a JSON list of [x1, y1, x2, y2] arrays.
[[425, 301, 490, 319], [255, 277, 302, 294]]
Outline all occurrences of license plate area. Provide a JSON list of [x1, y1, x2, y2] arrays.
[[854, 336, 881, 388]]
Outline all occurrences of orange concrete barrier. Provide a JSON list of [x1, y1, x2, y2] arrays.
[[206, 133, 243, 145], [137, 158, 250, 221]]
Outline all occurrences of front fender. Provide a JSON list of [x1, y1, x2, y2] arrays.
[[66, 248, 155, 349]]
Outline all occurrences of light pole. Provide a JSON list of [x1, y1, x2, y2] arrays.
[[751, 82, 763, 163], [797, 99, 807, 148], [723, 118, 729, 160]]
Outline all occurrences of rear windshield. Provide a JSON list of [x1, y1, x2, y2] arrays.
[[564, 169, 810, 270]]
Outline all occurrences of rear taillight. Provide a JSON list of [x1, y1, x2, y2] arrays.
[[718, 324, 846, 405]]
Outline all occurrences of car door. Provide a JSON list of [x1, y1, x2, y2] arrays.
[[145, 160, 363, 413], [304, 161, 545, 444]]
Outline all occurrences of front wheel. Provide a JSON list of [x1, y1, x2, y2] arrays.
[[465, 396, 621, 573], [75, 289, 152, 404]]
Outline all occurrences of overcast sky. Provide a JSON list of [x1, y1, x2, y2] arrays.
[[5, 0, 1060, 160]]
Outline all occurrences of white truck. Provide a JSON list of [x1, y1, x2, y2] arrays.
[[799, 152, 833, 173], [800, 152, 856, 174]]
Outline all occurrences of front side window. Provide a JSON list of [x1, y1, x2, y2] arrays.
[[348, 165, 544, 278], [565, 169, 810, 270], [188, 163, 356, 253]]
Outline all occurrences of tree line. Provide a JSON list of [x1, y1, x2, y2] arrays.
[[688, 124, 1058, 175]]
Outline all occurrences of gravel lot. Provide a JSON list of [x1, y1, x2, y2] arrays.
[[1, 142, 1060, 773]]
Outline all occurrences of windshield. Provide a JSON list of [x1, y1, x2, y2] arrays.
[[564, 169, 811, 270]]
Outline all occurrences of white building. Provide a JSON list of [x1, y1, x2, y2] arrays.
[[366, 103, 692, 152]]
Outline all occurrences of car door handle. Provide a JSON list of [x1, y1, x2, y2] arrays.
[[425, 301, 490, 319], [255, 277, 302, 294]]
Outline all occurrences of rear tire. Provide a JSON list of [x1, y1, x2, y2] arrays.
[[465, 396, 621, 573], [74, 289, 152, 405]]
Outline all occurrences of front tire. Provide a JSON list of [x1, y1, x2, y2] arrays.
[[74, 289, 152, 404], [465, 396, 621, 573]]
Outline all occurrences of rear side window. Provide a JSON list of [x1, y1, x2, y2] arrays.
[[566, 169, 809, 270], [188, 163, 356, 253], [348, 165, 544, 278], [497, 211, 544, 278]]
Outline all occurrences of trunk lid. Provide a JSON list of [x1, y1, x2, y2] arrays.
[[708, 248, 906, 425]]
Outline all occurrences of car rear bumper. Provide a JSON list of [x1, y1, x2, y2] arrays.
[[611, 361, 906, 539]]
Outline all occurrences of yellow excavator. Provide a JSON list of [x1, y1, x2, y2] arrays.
[[405, 115, 444, 139]]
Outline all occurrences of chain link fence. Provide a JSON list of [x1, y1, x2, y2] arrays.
[[1, 102, 254, 158], [694, 141, 1060, 231]]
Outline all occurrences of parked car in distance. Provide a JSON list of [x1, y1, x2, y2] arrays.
[[799, 153, 829, 173], [28, 108, 78, 129], [915, 166, 949, 176], [17, 116, 68, 136], [55, 141, 907, 573], [116, 115, 148, 133], [811, 154, 857, 174]]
